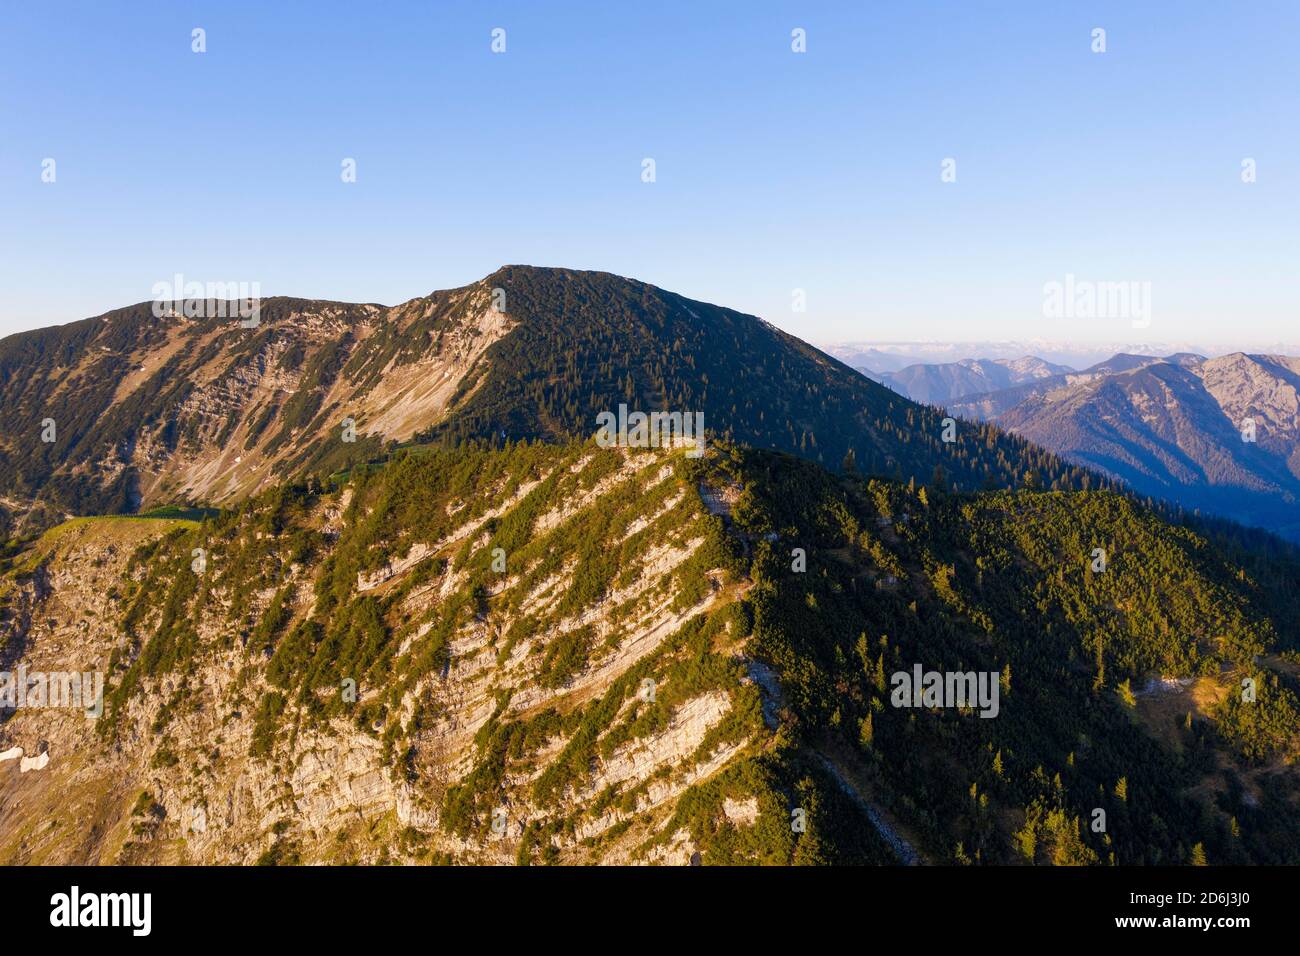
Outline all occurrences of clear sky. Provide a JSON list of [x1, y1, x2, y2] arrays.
[[2, 1, 1297, 347]]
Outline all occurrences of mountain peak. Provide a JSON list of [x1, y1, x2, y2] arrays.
[[0, 269, 1095, 535]]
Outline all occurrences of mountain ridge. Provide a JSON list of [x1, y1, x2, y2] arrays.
[[866, 356, 1074, 405], [0, 265, 1104, 536], [3, 439, 1298, 864], [931, 351, 1300, 539]]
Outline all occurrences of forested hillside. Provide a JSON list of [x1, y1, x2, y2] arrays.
[[716, 447, 1300, 864], [417, 267, 1102, 495], [3, 439, 1295, 864]]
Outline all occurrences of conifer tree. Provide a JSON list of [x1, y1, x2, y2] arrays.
[[1117, 678, 1136, 708]]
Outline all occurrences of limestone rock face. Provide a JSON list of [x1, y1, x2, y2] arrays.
[[0, 446, 773, 865]]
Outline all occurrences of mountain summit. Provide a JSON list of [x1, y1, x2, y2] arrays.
[[0, 266, 1090, 532]]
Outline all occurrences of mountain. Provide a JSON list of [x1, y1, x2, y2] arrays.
[[3, 271, 1297, 867], [950, 353, 1300, 540], [868, 356, 1073, 405], [3, 440, 1297, 864], [822, 340, 1270, 373], [949, 353, 1206, 420], [0, 266, 1100, 536]]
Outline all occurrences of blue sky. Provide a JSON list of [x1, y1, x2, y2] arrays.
[[1, 1, 1297, 346]]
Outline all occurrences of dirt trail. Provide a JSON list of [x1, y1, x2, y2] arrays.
[[745, 655, 923, 865]]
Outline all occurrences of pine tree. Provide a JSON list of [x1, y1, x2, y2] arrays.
[[1014, 819, 1037, 862], [1190, 842, 1208, 866], [1114, 776, 1128, 802], [1117, 677, 1136, 708]]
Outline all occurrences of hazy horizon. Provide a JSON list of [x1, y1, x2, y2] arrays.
[[821, 337, 1300, 370]]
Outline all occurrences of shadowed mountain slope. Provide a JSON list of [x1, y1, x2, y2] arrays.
[[948, 353, 1300, 539]]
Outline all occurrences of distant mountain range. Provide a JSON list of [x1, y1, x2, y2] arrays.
[[827, 340, 1300, 374], [859, 356, 1073, 405], [945, 353, 1207, 418], [868, 350, 1300, 540]]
